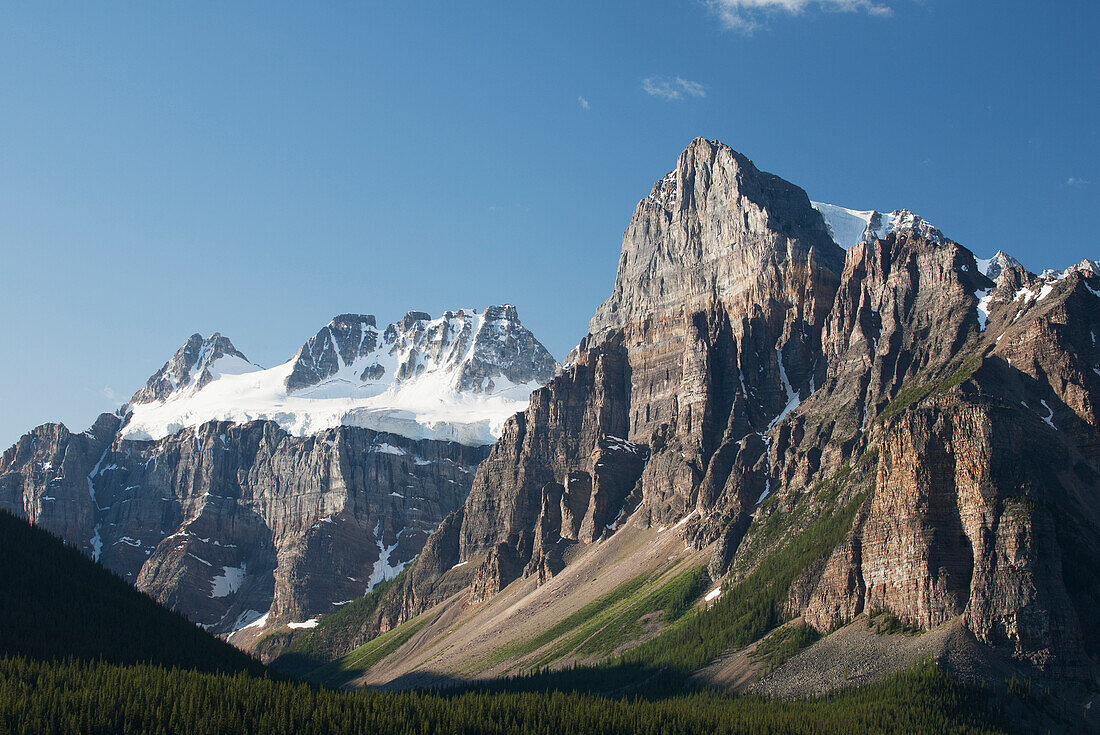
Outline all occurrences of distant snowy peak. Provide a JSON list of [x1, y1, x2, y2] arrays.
[[887, 210, 945, 244], [811, 202, 944, 249], [975, 250, 1022, 281], [120, 306, 559, 446], [809, 203, 875, 249], [286, 305, 558, 395], [130, 333, 258, 406], [1039, 258, 1100, 282]]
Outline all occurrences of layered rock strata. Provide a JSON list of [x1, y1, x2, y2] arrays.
[[0, 416, 486, 635], [365, 138, 1099, 684]]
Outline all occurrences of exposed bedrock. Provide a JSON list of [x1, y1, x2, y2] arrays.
[[0, 418, 485, 635], [377, 138, 1100, 683]]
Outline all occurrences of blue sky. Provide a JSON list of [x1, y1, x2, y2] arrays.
[[1, 0, 1097, 448]]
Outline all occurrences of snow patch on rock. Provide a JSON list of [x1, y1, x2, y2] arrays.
[[210, 563, 247, 598]]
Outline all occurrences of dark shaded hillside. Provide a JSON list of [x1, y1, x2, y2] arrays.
[[0, 509, 262, 675], [0, 505, 1021, 734], [0, 656, 1011, 735]]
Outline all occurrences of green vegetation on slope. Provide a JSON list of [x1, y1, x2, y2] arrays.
[[0, 656, 1009, 735], [271, 573, 404, 676], [879, 354, 982, 421], [476, 563, 710, 676], [572, 565, 711, 658], [0, 509, 262, 676], [868, 610, 921, 636], [306, 613, 432, 688], [486, 572, 650, 667], [615, 486, 869, 679], [750, 622, 820, 676]]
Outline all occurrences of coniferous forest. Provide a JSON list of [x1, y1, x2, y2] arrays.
[[0, 508, 1019, 734], [0, 656, 1007, 735]]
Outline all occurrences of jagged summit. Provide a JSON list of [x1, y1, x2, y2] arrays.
[[129, 333, 257, 406], [285, 305, 557, 395], [286, 314, 380, 392], [322, 136, 1100, 698], [120, 306, 558, 445], [974, 250, 1022, 281], [590, 137, 843, 339], [811, 202, 945, 249], [1039, 258, 1100, 281]]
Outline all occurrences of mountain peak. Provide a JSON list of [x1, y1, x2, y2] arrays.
[[590, 138, 842, 338], [285, 315, 380, 392], [811, 202, 944, 249], [1039, 258, 1100, 281], [288, 306, 557, 395], [121, 305, 559, 445], [130, 333, 255, 406], [974, 250, 1022, 281]]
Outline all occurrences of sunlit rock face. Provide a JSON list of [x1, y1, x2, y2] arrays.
[[381, 138, 1100, 683]]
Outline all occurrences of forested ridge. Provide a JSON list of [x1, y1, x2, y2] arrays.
[[0, 508, 261, 674]]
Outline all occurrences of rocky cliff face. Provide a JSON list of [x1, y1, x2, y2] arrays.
[[1, 306, 558, 647], [796, 251, 1100, 675], [380, 138, 849, 626], [0, 415, 486, 636], [365, 138, 1099, 685]]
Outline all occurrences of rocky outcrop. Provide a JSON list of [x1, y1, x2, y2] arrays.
[[0, 417, 486, 636], [364, 137, 1099, 686], [130, 333, 253, 404], [383, 138, 850, 625], [0, 413, 121, 551]]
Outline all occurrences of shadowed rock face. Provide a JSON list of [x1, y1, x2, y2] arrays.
[[797, 250, 1100, 676], [0, 417, 486, 636], [370, 138, 1100, 683]]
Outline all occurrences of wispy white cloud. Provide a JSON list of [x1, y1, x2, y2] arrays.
[[708, 0, 892, 32], [641, 76, 707, 101], [1066, 176, 1091, 187], [102, 385, 117, 401], [578, 96, 590, 110]]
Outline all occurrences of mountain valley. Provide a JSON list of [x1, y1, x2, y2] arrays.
[[2, 138, 1098, 731]]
